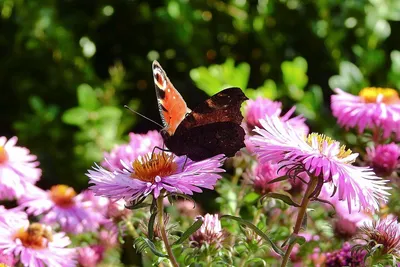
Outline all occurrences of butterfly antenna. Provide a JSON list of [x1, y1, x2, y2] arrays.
[[124, 105, 163, 128]]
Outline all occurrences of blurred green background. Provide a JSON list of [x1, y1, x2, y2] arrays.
[[1, 0, 400, 189]]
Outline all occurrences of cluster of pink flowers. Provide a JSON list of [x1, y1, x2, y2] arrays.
[[0, 133, 153, 266], [331, 87, 400, 139]]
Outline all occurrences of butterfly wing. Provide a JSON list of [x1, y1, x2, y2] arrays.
[[163, 87, 248, 160], [152, 60, 191, 135], [164, 121, 246, 161]]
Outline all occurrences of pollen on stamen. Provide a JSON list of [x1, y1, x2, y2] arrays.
[[49, 185, 77, 208], [14, 223, 53, 250], [359, 87, 400, 104], [131, 152, 178, 183], [0, 146, 8, 164], [306, 133, 353, 159]]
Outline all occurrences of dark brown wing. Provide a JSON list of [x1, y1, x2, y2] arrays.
[[164, 122, 245, 161], [162, 87, 248, 161], [176, 87, 248, 130]]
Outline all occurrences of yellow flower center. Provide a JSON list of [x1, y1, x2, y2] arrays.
[[0, 146, 8, 164], [49, 184, 77, 208], [306, 133, 353, 159], [131, 152, 178, 183], [359, 87, 399, 104], [13, 223, 53, 249], [0, 264, 10, 267]]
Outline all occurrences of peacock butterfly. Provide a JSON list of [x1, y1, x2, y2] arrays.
[[152, 60, 248, 161]]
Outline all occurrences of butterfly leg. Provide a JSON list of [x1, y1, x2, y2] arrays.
[[151, 146, 171, 159], [181, 155, 188, 171]]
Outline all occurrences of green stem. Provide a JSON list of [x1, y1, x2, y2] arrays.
[[280, 176, 318, 267], [125, 219, 139, 238], [157, 196, 179, 267]]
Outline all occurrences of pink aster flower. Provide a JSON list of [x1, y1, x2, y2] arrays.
[[0, 206, 28, 227], [0, 136, 41, 200], [190, 214, 226, 248], [366, 143, 400, 177], [243, 161, 281, 195], [87, 152, 225, 202], [331, 87, 400, 138], [356, 216, 400, 258], [244, 97, 308, 135], [321, 185, 372, 238], [102, 130, 163, 170], [250, 116, 390, 212], [77, 245, 105, 267], [0, 253, 15, 266], [0, 219, 76, 267], [19, 184, 104, 234]]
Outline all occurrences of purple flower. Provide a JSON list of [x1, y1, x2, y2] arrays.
[[190, 214, 226, 248], [244, 97, 309, 135], [0, 136, 41, 200], [331, 87, 400, 138], [77, 245, 105, 267], [102, 130, 163, 171], [366, 143, 400, 177], [357, 216, 400, 258], [0, 252, 15, 266], [325, 242, 366, 267], [0, 205, 28, 228], [243, 161, 281, 195], [0, 219, 76, 267], [250, 116, 390, 212], [88, 152, 225, 202], [19, 184, 105, 234]]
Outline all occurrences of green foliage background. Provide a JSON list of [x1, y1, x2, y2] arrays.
[[1, 0, 400, 189]]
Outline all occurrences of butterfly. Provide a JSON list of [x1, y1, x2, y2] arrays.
[[152, 60, 248, 161]]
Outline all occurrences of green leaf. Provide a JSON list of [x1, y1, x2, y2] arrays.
[[173, 217, 203, 245], [190, 58, 250, 96], [221, 215, 284, 256], [301, 213, 307, 231], [243, 192, 260, 204], [97, 106, 122, 120], [62, 107, 89, 126], [282, 234, 306, 248], [134, 237, 168, 258], [246, 258, 267, 266], [281, 56, 308, 99], [77, 84, 99, 110], [125, 197, 149, 210], [267, 175, 289, 184], [261, 193, 300, 207], [148, 211, 157, 241]]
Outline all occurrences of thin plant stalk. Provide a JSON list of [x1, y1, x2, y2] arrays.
[[157, 196, 179, 267], [280, 176, 318, 267]]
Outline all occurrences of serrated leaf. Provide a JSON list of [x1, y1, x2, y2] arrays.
[[62, 107, 89, 126], [77, 84, 99, 110], [173, 217, 203, 245], [221, 215, 284, 256], [261, 193, 300, 207]]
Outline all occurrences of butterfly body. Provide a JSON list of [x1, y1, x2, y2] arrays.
[[153, 61, 248, 161]]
